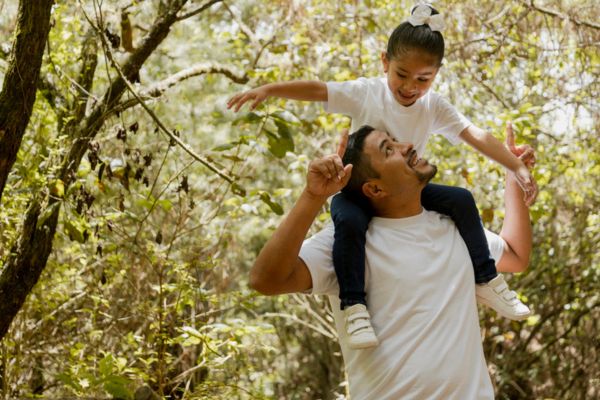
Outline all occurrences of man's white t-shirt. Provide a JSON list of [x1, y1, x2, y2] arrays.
[[325, 77, 471, 156], [299, 209, 505, 399]]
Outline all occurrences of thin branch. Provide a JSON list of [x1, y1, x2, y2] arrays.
[[176, 0, 223, 22], [251, 37, 275, 69], [528, 0, 600, 30], [474, 75, 511, 109], [264, 312, 337, 340], [146, 62, 248, 96], [72, 30, 99, 122], [33, 291, 87, 330], [110, 63, 248, 114], [222, 2, 259, 46], [291, 294, 337, 338], [484, 4, 512, 25]]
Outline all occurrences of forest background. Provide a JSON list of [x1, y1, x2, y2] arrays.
[[0, 0, 598, 399]]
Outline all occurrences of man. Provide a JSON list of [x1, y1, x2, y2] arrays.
[[250, 125, 534, 399]]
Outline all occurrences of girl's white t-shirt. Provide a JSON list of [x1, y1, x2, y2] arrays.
[[325, 77, 471, 156], [299, 210, 505, 399]]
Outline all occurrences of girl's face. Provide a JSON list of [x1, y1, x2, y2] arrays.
[[381, 50, 440, 106]]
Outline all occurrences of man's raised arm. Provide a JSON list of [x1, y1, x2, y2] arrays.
[[496, 123, 537, 273], [250, 133, 352, 295]]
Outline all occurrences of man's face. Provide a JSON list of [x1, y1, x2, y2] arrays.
[[382, 50, 439, 107], [363, 130, 437, 195]]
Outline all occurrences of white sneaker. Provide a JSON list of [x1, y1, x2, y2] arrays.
[[344, 304, 379, 349], [476, 275, 531, 321]]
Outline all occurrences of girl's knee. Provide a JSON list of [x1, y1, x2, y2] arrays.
[[453, 187, 477, 210]]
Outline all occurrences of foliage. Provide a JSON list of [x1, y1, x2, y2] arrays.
[[0, 0, 598, 399]]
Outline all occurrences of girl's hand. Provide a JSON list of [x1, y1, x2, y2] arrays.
[[227, 86, 270, 112], [506, 122, 538, 206]]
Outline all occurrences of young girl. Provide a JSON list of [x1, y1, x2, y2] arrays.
[[228, 4, 537, 349]]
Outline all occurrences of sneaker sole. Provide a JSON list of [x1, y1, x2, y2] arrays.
[[476, 295, 531, 321], [348, 338, 379, 349]]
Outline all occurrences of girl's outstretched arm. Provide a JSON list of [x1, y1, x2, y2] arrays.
[[228, 80, 327, 112]]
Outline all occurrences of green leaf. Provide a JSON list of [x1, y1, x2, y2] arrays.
[[260, 192, 284, 215], [50, 179, 65, 198], [264, 121, 294, 158], [99, 354, 114, 377], [233, 111, 262, 126], [64, 219, 86, 243], [57, 372, 81, 391], [157, 199, 173, 212], [231, 182, 246, 197], [212, 142, 237, 152], [103, 375, 133, 400]]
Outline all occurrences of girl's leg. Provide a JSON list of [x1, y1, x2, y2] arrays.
[[331, 192, 373, 308], [421, 183, 497, 283]]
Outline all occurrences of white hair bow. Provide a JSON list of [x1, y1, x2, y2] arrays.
[[407, 5, 446, 32]]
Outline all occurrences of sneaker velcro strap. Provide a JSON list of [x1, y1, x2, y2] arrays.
[[347, 310, 370, 323], [502, 290, 517, 301], [493, 282, 509, 294], [348, 319, 373, 335]]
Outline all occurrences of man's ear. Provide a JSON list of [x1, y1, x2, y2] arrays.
[[362, 181, 386, 199], [381, 51, 389, 73]]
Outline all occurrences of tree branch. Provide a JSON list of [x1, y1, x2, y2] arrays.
[[527, 0, 600, 30], [222, 2, 259, 46], [176, 0, 223, 22], [111, 62, 248, 114], [474, 74, 511, 109], [72, 30, 99, 124], [147, 62, 249, 95]]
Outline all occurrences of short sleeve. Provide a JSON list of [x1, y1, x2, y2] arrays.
[[298, 224, 339, 296], [324, 79, 369, 118], [432, 95, 472, 145], [484, 228, 507, 264]]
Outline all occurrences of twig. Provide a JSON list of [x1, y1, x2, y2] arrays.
[[474, 75, 511, 109], [264, 311, 337, 340], [222, 2, 259, 46], [176, 0, 223, 22], [527, 0, 600, 30]]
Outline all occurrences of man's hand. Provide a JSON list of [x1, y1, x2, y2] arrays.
[[305, 131, 353, 199], [506, 122, 538, 206], [227, 86, 269, 112]]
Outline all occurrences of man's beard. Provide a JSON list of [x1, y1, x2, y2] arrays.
[[415, 163, 437, 184]]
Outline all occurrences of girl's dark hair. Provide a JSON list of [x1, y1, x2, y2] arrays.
[[386, 5, 445, 66]]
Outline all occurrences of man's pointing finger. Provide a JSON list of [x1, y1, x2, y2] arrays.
[[337, 129, 349, 158]]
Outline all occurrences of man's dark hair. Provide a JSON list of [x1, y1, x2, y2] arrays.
[[341, 125, 380, 198], [386, 5, 445, 66]]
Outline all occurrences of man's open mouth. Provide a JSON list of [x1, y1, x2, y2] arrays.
[[408, 150, 420, 167]]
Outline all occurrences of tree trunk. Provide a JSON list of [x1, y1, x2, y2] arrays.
[[0, 197, 60, 339], [0, 0, 54, 204]]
